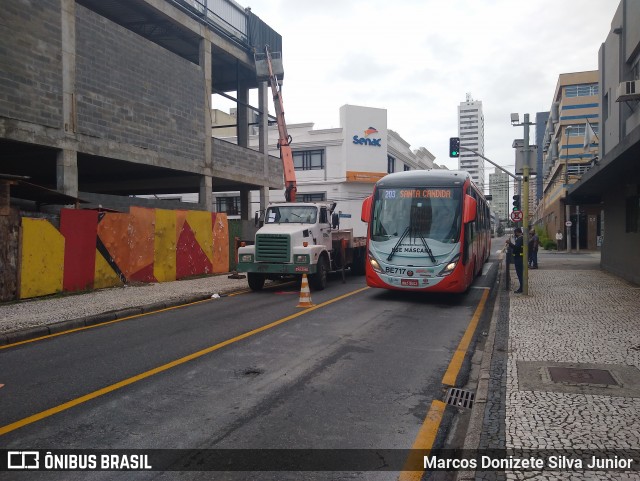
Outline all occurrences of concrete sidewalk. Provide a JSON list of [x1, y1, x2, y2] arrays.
[[465, 249, 640, 480], [0, 273, 252, 345]]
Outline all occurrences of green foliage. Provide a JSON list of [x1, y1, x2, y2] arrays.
[[535, 225, 556, 250]]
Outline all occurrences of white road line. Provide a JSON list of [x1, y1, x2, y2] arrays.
[[482, 262, 494, 276]]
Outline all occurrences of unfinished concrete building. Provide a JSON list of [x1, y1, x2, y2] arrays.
[[0, 0, 283, 217]]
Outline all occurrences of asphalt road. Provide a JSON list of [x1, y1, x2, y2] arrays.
[[0, 252, 501, 480]]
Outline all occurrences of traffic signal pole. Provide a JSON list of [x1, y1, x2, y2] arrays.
[[522, 114, 530, 295]]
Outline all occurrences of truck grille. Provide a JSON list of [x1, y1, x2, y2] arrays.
[[256, 234, 290, 262]]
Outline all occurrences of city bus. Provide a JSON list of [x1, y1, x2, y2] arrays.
[[360, 170, 491, 293]]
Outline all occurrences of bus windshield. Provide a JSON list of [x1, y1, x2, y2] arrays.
[[265, 205, 318, 224], [371, 187, 462, 245]]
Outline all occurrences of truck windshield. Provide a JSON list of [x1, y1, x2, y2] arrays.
[[265, 206, 318, 224], [371, 187, 462, 244]]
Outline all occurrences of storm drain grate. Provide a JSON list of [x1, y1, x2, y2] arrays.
[[445, 388, 475, 409]]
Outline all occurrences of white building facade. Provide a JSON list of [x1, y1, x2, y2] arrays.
[[218, 104, 438, 237], [457, 98, 485, 192]]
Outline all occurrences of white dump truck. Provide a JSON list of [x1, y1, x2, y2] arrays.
[[236, 202, 366, 291]]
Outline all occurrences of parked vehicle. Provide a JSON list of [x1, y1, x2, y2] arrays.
[[236, 202, 366, 290]]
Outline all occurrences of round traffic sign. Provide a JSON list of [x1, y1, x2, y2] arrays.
[[511, 210, 523, 222], [565, 221, 572, 227]]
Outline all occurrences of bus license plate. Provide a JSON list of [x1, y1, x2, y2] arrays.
[[401, 279, 419, 287]]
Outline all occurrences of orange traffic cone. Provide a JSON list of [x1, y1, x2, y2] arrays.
[[296, 274, 315, 308]]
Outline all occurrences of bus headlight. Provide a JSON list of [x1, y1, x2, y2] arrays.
[[439, 255, 460, 276], [369, 254, 383, 273]]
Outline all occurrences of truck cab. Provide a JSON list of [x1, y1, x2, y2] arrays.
[[237, 203, 334, 291]]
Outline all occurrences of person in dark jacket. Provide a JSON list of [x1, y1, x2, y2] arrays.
[[528, 229, 539, 269], [506, 227, 524, 293]]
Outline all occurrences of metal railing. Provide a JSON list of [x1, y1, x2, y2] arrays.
[[169, 0, 248, 45]]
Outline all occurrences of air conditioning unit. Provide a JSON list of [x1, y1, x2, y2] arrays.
[[616, 80, 640, 101]]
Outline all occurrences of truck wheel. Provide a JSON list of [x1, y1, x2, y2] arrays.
[[351, 251, 366, 276], [310, 256, 328, 291], [247, 273, 266, 291]]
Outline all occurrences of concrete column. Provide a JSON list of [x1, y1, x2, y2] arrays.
[[56, 149, 78, 197], [199, 175, 212, 211], [258, 81, 270, 214], [260, 186, 270, 215], [59, 0, 78, 199], [199, 37, 213, 213], [61, 0, 76, 134], [237, 84, 249, 148], [240, 188, 250, 221]]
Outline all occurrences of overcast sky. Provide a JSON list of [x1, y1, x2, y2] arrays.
[[232, 0, 619, 179]]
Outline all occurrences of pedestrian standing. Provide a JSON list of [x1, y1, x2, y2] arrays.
[[506, 227, 524, 293], [555, 230, 563, 251], [528, 229, 539, 269]]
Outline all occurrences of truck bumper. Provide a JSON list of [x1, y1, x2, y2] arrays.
[[236, 262, 317, 275]]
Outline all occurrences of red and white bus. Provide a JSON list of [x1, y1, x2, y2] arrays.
[[361, 170, 491, 293]]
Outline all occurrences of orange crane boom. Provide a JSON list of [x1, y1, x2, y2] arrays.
[[259, 46, 297, 202]]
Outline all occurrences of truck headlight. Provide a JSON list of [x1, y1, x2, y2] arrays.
[[294, 254, 309, 264], [368, 253, 383, 273], [439, 255, 460, 276], [239, 254, 253, 263]]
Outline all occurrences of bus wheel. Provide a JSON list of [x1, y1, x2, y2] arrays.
[[247, 273, 266, 291]]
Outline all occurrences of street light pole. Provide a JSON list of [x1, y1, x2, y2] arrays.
[[511, 113, 533, 294]]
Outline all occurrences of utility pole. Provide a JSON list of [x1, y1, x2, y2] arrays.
[[511, 113, 534, 295]]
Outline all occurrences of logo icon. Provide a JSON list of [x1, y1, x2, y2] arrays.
[[352, 126, 382, 147], [7, 451, 40, 469]]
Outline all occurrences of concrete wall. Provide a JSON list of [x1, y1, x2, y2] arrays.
[[601, 187, 640, 285], [212, 138, 282, 187], [18, 207, 230, 300], [0, 0, 63, 129], [75, 4, 205, 170]]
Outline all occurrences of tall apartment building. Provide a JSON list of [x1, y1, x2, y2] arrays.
[[489, 170, 509, 221], [457, 96, 485, 192]]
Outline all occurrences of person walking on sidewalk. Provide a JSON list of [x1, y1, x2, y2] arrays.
[[528, 229, 539, 269], [555, 229, 563, 251], [506, 227, 524, 293]]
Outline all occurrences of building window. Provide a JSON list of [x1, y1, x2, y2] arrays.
[[388, 155, 396, 173], [300, 192, 326, 202], [216, 196, 240, 215], [603, 92, 609, 121], [293, 149, 324, 170], [567, 123, 599, 136], [564, 84, 599, 97], [626, 193, 640, 233]]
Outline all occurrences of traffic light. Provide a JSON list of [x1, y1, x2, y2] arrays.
[[512, 194, 521, 211], [449, 137, 460, 157]]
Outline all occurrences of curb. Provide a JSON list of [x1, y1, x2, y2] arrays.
[[455, 256, 504, 481], [0, 292, 223, 348]]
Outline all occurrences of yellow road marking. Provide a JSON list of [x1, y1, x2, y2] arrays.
[[442, 289, 490, 386], [398, 400, 447, 481], [0, 286, 369, 436], [398, 289, 490, 480], [0, 298, 212, 351]]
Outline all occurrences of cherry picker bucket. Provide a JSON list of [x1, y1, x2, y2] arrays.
[[254, 50, 284, 82]]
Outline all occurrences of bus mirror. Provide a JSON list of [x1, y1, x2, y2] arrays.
[[463, 195, 477, 223], [361, 195, 372, 223]]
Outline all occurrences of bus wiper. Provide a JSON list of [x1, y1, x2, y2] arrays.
[[417, 233, 437, 264], [387, 226, 410, 261]]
